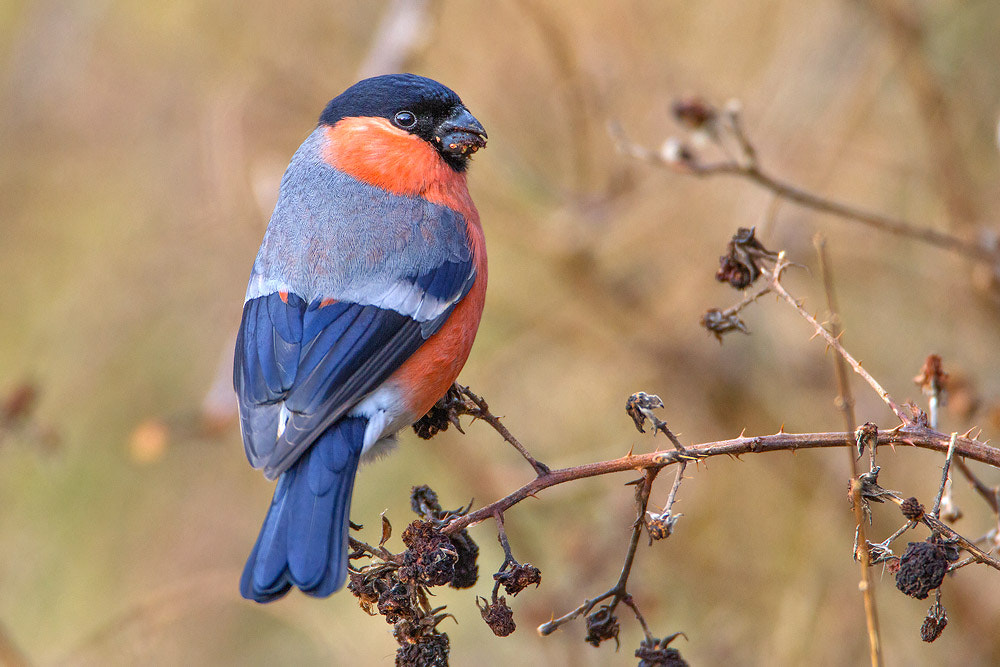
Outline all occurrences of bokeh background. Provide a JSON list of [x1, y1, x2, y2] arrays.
[[3, 0, 1000, 664]]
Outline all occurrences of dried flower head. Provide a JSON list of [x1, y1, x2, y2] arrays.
[[399, 521, 458, 587], [448, 530, 480, 589], [900, 497, 925, 521], [895, 541, 951, 599], [672, 97, 717, 131], [863, 540, 896, 565], [494, 563, 542, 596], [347, 569, 382, 611], [394, 630, 449, 667], [477, 596, 516, 637], [714, 227, 777, 289], [626, 392, 665, 433], [378, 582, 414, 623], [914, 354, 949, 400], [700, 308, 749, 341], [920, 600, 948, 642], [636, 633, 689, 667], [647, 512, 682, 541], [854, 422, 878, 459], [584, 604, 620, 648]]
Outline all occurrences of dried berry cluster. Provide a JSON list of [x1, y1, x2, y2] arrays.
[[411, 386, 467, 440], [346, 486, 481, 667], [895, 539, 958, 600]]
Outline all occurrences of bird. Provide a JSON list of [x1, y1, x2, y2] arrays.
[[233, 74, 488, 603]]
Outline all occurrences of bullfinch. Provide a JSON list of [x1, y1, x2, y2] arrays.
[[234, 74, 487, 602]]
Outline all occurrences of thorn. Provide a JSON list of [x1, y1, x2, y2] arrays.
[[626, 443, 635, 457], [778, 423, 786, 434], [960, 427, 976, 440], [738, 427, 747, 439]]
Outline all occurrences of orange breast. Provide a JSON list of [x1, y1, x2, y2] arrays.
[[321, 115, 488, 417]]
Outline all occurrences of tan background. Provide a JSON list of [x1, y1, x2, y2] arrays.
[[2, 0, 1000, 664]]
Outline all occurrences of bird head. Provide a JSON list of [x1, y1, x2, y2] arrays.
[[319, 73, 487, 173]]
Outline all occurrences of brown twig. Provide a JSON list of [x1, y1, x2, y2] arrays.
[[766, 254, 907, 423], [817, 236, 883, 667], [931, 433, 959, 518], [953, 458, 1000, 514], [610, 121, 1000, 267], [456, 385, 551, 476], [537, 468, 658, 639]]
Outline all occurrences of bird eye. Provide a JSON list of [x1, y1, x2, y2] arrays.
[[393, 110, 417, 129]]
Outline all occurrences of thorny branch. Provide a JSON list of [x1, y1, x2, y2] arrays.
[[441, 425, 1000, 536]]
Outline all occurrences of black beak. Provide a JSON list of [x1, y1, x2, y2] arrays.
[[435, 106, 487, 157]]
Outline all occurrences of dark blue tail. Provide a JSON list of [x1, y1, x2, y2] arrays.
[[240, 416, 366, 602]]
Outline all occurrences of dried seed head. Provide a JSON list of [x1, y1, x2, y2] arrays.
[[900, 497, 925, 521], [412, 407, 453, 439], [863, 541, 896, 565], [477, 596, 516, 637], [584, 605, 620, 648], [347, 569, 381, 610], [410, 485, 444, 518], [714, 227, 777, 290], [626, 392, 665, 433], [378, 582, 414, 623], [914, 354, 949, 399], [647, 512, 681, 541], [394, 630, 449, 667], [700, 308, 749, 341], [399, 521, 458, 587], [895, 541, 950, 599], [494, 563, 542, 596], [448, 530, 480, 589], [636, 633, 689, 667], [855, 422, 878, 459], [715, 255, 753, 289], [920, 601, 948, 642], [672, 97, 717, 130]]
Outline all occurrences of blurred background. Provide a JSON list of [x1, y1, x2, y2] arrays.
[[2, 0, 1000, 664]]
